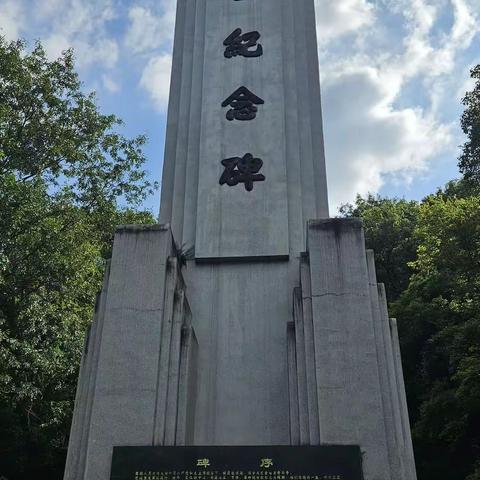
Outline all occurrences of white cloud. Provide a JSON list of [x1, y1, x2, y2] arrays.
[[102, 74, 120, 93], [126, 1, 177, 111], [42, 33, 70, 60], [455, 69, 477, 101], [315, 0, 375, 44], [386, 0, 477, 79], [140, 54, 172, 110], [322, 66, 452, 208], [12, 0, 119, 69], [77, 37, 119, 70], [126, 7, 160, 54], [0, 0, 24, 41], [316, 0, 480, 211], [125, 2, 176, 54]]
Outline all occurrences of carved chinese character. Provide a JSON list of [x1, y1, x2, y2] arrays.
[[260, 459, 274, 469], [197, 459, 211, 469], [222, 86, 264, 121], [224, 28, 263, 58], [219, 153, 265, 191]]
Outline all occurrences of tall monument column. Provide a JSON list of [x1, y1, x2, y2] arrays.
[[64, 1, 417, 480], [159, 0, 329, 258]]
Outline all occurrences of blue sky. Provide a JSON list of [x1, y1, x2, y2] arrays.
[[1, 0, 479, 214]]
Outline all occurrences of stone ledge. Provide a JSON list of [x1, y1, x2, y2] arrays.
[[115, 223, 171, 234], [307, 218, 363, 231], [195, 254, 289, 264]]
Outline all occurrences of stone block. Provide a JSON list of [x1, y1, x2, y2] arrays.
[[306, 219, 391, 480], [64, 225, 198, 480]]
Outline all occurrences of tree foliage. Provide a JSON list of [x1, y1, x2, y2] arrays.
[[393, 195, 480, 480], [459, 65, 480, 191], [0, 37, 155, 207], [0, 37, 155, 479]]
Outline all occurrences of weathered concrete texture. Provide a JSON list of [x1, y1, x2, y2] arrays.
[[63, 262, 111, 480], [299, 255, 321, 445], [287, 321, 300, 446], [184, 260, 293, 446], [293, 286, 310, 444], [65, 220, 418, 480], [63, 225, 198, 480], [159, 0, 329, 259], [390, 318, 418, 480], [366, 252, 404, 480], [288, 219, 417, 480]]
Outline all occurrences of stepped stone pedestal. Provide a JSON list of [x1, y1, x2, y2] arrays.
[[64, 220, 416, 480]]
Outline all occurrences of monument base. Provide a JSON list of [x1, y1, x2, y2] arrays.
[[64, 220, 416, 480]]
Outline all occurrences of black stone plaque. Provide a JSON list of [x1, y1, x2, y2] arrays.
[[110, 446, 363, 480]]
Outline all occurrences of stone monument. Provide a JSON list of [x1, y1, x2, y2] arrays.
[[64, 1, 417, 479]]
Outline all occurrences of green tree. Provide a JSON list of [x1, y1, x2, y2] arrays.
[[459, 65, 480, 192], [0, 38, 155, 207], [0, 37, 155, 479], [340, 194, 420, 301], [392, 195, 480, 480]]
